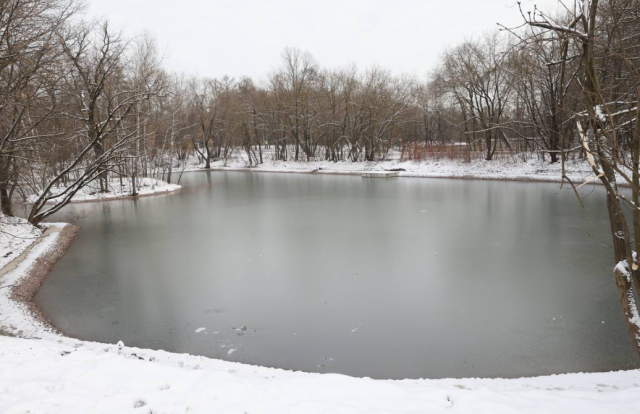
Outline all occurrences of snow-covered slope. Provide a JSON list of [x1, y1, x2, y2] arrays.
[[0, 214, 41, 271], [27, 177, 181, 204], [0, 222, 68, 340], [0, 334, 639, 414]]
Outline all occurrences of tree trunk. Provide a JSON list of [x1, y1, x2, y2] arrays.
[[0, 157, 13, 216]]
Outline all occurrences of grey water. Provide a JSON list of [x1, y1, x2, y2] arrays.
[[34, 171, 640, 379]]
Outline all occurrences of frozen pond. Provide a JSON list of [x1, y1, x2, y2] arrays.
[[35, 171, 639, 379]]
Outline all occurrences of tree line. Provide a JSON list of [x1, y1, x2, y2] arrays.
[[2, 0, 640, 355], [1, 1, 637, 219]]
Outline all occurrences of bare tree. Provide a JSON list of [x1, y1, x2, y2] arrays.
[[0, 0, 80, 215], [523, 0, 640, 357]]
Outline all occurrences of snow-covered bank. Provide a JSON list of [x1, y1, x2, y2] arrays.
[[0, 219, 71, 340], [185, 154, 597, 184], [26, 177, 181, 204], [0, 215, 42, 271], [1, 334, 639, 414]]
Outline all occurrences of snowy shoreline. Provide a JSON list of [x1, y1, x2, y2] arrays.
[[9, 224, 79, 337], [2, 332, 640, 413], [182, 155, 607, 187], [23, 177, 182, 206], [1, 165, 640, 412], [200, 164, 581, 185], [0, 221, 74, 340]]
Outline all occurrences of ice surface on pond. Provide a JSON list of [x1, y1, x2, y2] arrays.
[[34, 171, 640, 379]]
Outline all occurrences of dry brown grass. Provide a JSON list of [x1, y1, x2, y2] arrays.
[[400, 143, 524, 163]]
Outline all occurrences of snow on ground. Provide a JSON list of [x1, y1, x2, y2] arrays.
[[26, 177, 181, 204], [2, 168, 640, 413], [0, 214, 41, 271], [183, 151, 596, 184], [0, 222, 64, 340], [1, 333, 640, 414]]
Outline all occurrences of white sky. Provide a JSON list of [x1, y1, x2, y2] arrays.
[[86, 0, 559, 81]]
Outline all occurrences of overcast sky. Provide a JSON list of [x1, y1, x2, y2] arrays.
[[86, 0, 559, 81]]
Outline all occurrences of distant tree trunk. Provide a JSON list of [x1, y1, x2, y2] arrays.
[[484, 128, 493, 160], [0, 155, 13, 216], [131, 157, 138, 196]]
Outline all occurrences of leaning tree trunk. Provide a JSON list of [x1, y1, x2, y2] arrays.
[[604, 169, 640, 358], [580, 0, 640, 358]]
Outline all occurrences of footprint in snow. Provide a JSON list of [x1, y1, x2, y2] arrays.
[[133, 399, 147, 409]]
